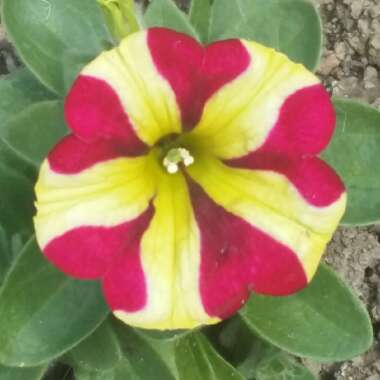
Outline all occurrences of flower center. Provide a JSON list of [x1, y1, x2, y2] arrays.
[[162, 147, 194, 174]]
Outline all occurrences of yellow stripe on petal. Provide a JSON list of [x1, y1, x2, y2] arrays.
[[81, 31, 181, 145], [114, 172, 220, 330], [187, 155, 346, 280], [186, 41, 318, 159], [34, 155, 156, 249]]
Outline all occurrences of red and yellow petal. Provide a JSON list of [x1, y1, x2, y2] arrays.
[[65, 29, 204, 147], [187, 154, 346, 289], [189, 180, 308, 319], [34, 136, 157, 279], [185, 40, 335, 159], [114, 173, 220, 329]]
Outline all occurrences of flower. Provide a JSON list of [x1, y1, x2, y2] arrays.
[[34, 28, 346, 330]]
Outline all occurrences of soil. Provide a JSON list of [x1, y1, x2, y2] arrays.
[[308, 1, 380, 379], [1, 0, 380, 379]]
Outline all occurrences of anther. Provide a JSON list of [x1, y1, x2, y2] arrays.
[[163, 147, 194, 174]]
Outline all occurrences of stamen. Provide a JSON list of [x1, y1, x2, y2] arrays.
[[163, 147, 194, 174]]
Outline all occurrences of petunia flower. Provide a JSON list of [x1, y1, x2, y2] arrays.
[[34, 28, 346, 330]]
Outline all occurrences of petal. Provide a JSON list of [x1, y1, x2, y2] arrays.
[[185, 41, 334, 159], [147, 27, 203, 128], [66, 29, 202, 147], [148, 30, 250, 128], [188, 180, 308, 319], [65, 76, 147, 155], [34, 141, 156, 277], [48, 134, 135, 174], [113, 173, 220, 330], [187, 154, 346, 289], [43, 208, 153, 283]]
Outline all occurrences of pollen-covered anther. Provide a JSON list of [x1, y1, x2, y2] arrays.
[[163, 147, 194, 174]]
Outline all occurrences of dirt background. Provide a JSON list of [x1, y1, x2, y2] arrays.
[[1, 0, 380, 379]]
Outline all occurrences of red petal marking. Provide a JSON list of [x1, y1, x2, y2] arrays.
[[48, 134, 131, 174], [257, 84, 336, 156], [148, 28, 250, 128], [65, 75, 147, 155], [44, 206, 153, 311], [201, 39, 251, 107], [147, 28, 203, 128], [228, 153, 345, 208], [102, 206, 154, 312], [188, 181, 307, 319]]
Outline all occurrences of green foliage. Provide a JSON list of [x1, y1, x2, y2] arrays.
[[0, 100, 67, 166], [69, 318, 243, 380], [2, 0, 112, 95], [0, 139, 35, 282], [210, 316, 316, 380], [174, 333, 244, 380], [323, 98, 380, 225], [0, 239, 109, 367], [189, 0, 211, 43], [240, 265, 373, 362], [144, 0, 200, 40], [208, 0, 322, 70], [0, 68, 54, 125], [0, 148, 34, 236], [0, 66, 60, 284], [68, 320, 123, 372], [0, 364, 47, 380]]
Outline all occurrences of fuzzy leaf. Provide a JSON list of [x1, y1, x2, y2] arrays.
[[0, 151, 34, 237], [0, 68, 54, 125], [213, 316, 315, 380], [189, 0, 211, 43], [0, 100, 67, 166], [68, 320, 123, 372], [240, 265, 373, 361], [0, 239, 109, 366], [175, 333, 244, 380], [0, 364, 47, 380], [322, 98, 380, 225], [73, 360, 137, 380], [209, 0, 322, 70], [2, 0, 112, 95], [144, 0, 200, 40]]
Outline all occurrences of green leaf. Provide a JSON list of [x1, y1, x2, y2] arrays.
[[0, 136, 35, 278], [214, 316, 315, 380], [0, 142, 35, 236], [175, 333, 244, 380], [189, 0, 211, 43], [69, 319, 123, 372], [71, 318, 244, 380], [208, 0, 322, 71], [112, 321, 177, 380], [68, 317, 177, 378], [0, 100, 68, 166], [0, 238, 109, 367], [240, 264, 373, 362], [0, 363, 47, 380], [74, 360, 137, 380], [0, 226, 30, 286], [144, 0, 200, 41], [2, 0, 112, 95], [0, 68, 55, 126], [253, 354, 315, 380], [322, 98, 380, 225]]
